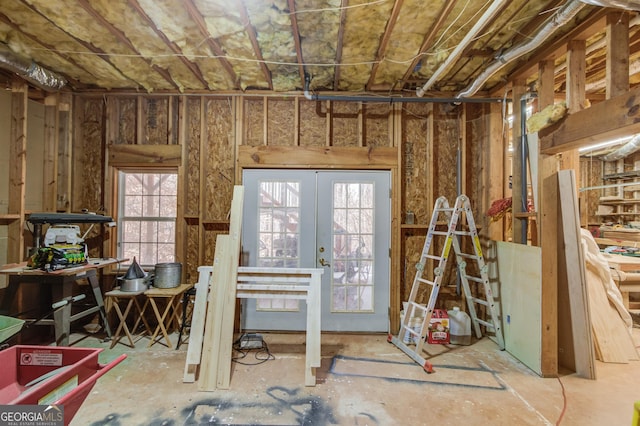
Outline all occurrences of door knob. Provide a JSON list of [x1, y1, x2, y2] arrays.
[[319, 257, 330, 267]]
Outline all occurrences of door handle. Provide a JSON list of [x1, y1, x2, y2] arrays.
[[319, 258, 330, 267]]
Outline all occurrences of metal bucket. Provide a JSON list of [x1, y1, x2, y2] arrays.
[[154, 262, 182, 288]]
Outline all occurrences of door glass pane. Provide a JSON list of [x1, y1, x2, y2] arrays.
[[331, 182, 374, 312], [256, 180, 300, 311]]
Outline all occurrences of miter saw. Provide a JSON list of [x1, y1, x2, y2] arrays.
[[27, 224, 88, 270]]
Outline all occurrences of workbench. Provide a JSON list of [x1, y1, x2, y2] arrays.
[[0, 258, 124, 345]]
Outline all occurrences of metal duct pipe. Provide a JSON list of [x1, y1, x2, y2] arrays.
[[456, 0, 586, 98], [0, 43, 67, 91], [416, 0, 509, 97], [578, 0, 640, 9], [602, 134, 640, 161]]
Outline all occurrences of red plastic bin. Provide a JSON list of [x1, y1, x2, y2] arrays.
[[0, 345, 126, 425]]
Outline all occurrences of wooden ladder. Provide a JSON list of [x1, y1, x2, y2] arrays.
[[388, 194, 504, 372]]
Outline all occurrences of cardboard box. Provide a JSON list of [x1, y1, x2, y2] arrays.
[[427, 309, 450, 344]]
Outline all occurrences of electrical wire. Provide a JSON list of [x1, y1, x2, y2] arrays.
[[555, 376, 568, 425], [231, 334, 275, 365]]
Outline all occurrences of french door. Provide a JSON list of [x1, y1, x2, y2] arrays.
[[241, 169, 391, 332]]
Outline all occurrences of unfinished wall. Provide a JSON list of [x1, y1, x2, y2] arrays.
[[67, 93, 491, 311]]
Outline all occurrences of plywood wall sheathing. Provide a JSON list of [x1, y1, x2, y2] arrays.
[[244, 98, 264, 147], [266, 98, 296, 146], [299, 100, 326, 147], [332, 101, 359, 147], [185, 97, 201, 216], [204, 98, 234, 221]]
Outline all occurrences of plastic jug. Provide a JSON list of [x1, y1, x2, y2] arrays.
[[447, 306, 471, 345]]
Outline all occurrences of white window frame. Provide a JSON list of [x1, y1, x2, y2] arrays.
[[116, 169, 178, 268]]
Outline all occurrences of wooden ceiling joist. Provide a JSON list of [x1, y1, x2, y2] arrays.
[[76, 0, 179, 90], [127, 0, 210, 90], [287, 0, 306, 89], [182, 0, 239, 88], [237, 1, 272, 90], [366, 0, 404, 91], [395, 0, 458, 91]]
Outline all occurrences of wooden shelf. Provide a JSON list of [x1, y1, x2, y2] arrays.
[[0, 214, 20, 224], [603, 170, 640, 180]]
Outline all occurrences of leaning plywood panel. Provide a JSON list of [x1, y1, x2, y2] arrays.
[[558, 170, 596, 379], [497, 241, 542, 376]]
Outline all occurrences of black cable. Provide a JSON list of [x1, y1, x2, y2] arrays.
[[231, 334, 275, 365]]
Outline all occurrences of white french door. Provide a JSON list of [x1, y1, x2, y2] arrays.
[[241, 169, 391, 332]]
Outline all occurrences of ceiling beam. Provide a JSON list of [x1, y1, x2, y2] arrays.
[[539, 84, 640, 154], [76, 0, 179, 90], [126, 0, 210, 90], [182, 0, 239, 88], [333, 0, 349, 89], [395, 0, 458, 91], [287, 0, 306, 89], [237, 2, 272, 90], [366, 0, 404, 91]]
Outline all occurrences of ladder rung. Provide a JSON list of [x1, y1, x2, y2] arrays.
[[434, 207, 454, 212], [430, 231, 449, 236], [464, 275, 484, 283], [474, 318, 495, 329], [416, 277, 435, 286], [452, 230, 473, 236], [423, 254, 444, 261], [471, 297, 489, 307], [408, 302, 428, 313], [457, 252, 479, 260]]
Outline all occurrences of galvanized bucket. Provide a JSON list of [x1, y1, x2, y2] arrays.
[[153, 262, 182, 288]]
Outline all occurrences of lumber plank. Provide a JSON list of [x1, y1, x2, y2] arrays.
[[197, 234, 230, 391], [216, 185, 245, 389], [183, 265, 214, 383], [558, 170, 596, 379]]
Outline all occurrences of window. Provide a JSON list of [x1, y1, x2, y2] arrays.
[[117, 171, 177, 267]]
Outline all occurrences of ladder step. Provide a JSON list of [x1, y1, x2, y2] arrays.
[[423, 254, 444, 262], [434, 207, 454, 212], [474, 318, 495, 329], [471, 297, 489, 307], [416, 277, 435, 286], [457, 252, 479, 260], [452, 230, 473, 236], [430, 231, 449, 236], [464, 275, 484, 283], [407, 302, 428, 314]]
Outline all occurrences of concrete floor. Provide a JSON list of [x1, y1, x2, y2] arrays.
[[62, 326, 640, 426]]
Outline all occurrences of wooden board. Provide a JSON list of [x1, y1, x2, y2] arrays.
[[558, 170, 596, 379], [197, 234, 230, 391], [183, 264, 215, 382], [497, 241, 542, 376], [215, 185, 244, 389]]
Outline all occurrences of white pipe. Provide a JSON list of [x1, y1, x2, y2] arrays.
[[416, 0, 509, 97], [456, 0, 586, 98], [602, 134, 640, 161]]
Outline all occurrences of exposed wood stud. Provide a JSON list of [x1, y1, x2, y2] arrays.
[[606, 11, 630, 99], [43, 94, 59, 212], [294, 97, 300, 147], [511, 79, 526, 244], [8, 81, 27, 263]]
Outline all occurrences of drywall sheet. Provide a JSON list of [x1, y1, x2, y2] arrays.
[[497, 241, 542, 376]]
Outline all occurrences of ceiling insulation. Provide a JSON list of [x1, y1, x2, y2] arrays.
[[0, 0, 635, 97]]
